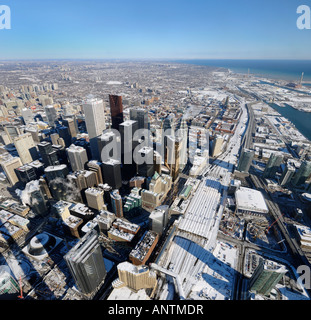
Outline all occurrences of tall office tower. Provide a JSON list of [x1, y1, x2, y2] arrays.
[[87, 161, 103, 185], [102, 159, 122, 189], [14, 164, 38, 184], [50, 133, 60, 145], [237, 148, 254, 173], [57, 126, 72, 148], [165, 135, 182, 181], [25, 126, 41, 143], [119, 120, 139, 179], [97, 130, 120, 162], [85, 188, 105, 211], [62, 118, 77, 138], [67, 144, 88, 172], [153, 151, 162, 175], [0, 132, 10, 145], [44, 164, 69, 183], [280, 163, 296, 186], [29, 186, 49, 216], [14, 133, 38, 165], [109, 95, 124, 130], [83, 98, 106, 160], [110, 189, 123, 218], [44, 105, 58, 127], [137, 146, 155, 178], [176, 119, 188, 171], [38, 141, 60, 167], [130, 107, 149, 130], [0, 156, 23, 186], [67, 170, 97, 191], [263, 152, 283, 179], [64, 230, 107, 295], [21, 108, 33, 125], [162, 114, 175, 135], [211, 135, 224, 157], [4, 125, 21, 143], [248, 259, 287, 296], [292, 161, 311, 187], [119, 120, 138, 160], [148, 205, 169, 236], [39, 176, 52, 200]]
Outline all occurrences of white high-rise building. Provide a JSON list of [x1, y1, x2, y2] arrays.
[[83, 98, 106, 160], [14, 133, 38, 165], [0, 156, 23, 186], [66, 144, 88, 172], [44, 105, 58, 127], [21, 108, 33, 125]]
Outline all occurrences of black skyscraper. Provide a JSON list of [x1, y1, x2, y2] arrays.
[[109, 95, 124, 130]]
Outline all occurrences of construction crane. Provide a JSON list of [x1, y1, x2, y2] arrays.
[[265, 213, 285, 234]]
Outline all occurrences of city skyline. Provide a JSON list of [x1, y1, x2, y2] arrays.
[[0, 0, 310, 60]]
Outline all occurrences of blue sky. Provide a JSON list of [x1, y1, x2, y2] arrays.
[[0, 0, 310, 60]]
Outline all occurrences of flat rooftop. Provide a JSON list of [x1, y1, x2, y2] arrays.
[[235, 187, 269, 214]]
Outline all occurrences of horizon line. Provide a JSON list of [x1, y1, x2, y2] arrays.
[[1, 57, 311, 62]]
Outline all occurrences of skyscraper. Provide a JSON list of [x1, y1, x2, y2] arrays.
[[263, 152, 283, 179], [67, 144, 88, 172], [165, 135, 182, 181], [280, 164, 296, 186], [119, 120, 139, 179], [110, 189, 123, 218], [102, 159, 122, 190], [57, 126, 72, 148], [149, 205, 169, 236], [237, 148, 254, 173], [0, 156, 23, 186], [21, 108, 33, 125], [62, 118, 78, 138], [14, 133, 38, 165], [119, 120, 138, 162], [44, 105, 58, 127], [97, 130, 120, 162], [83, 98, 106, 160], [109, 95, 124, 130], [130, 107, 150, 145], [64, 230, 107, 295], [136, 146, 155, 178], [292, 160, 311, 187], [38, 141, 60, 167], [87, 160, 104, 185], [85, 188, 105, 211], [248, 259, 287, 296], [44, 164, 69, 183]]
